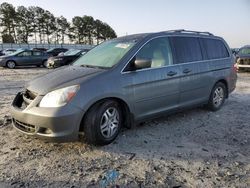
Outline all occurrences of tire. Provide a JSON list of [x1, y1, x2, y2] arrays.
[[83, 100, 122, 145], [6, 61, 16, 69], [207, 82, 226, 111], [42, 60, 47, 68]]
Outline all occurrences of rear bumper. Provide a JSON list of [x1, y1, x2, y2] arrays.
[[11, 92, 84, 141]]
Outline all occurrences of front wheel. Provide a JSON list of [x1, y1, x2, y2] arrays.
[[83, 100, 122, 145], [207, 82, 226, 111], [6, 61, 16, 69]]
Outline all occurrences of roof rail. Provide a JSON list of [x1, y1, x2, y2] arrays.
[[165, 29, 214, 36]]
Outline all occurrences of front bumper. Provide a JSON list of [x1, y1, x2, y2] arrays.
[[47, 59, 61, 68], [0, 60, 6, 67], [11, 91, 84, 141], [237, 58, 250, 68]]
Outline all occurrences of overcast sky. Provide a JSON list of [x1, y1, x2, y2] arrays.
[[3, 0, 250, 47]]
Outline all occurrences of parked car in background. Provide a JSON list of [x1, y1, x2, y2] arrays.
[[0, 50, 4, 56], [31, 47, 47, 52], [231, 48, 239, 56], [46, 48, 68, 56], [0, 49, 49, 68], [236, 45, 250, 71], [1, 48, 17, 56], [46, 49, 89, 68]]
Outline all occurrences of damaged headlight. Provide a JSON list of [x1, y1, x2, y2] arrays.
[[39, 85, 80, 107]]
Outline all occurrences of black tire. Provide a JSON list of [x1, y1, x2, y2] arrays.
[[6, 61, 16, 69], [83, 100, 122, 145], [207, 82, 226, 111], [42, 60, 47, 68]]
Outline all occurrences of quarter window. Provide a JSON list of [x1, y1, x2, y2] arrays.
[[33, 51, 42, 56], [18, 51, 32, 57], [171, 37, 203, 64], [201, 38, 229, 59]]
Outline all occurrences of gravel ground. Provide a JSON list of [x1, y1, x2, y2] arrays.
[[0, 67, 249, 188]]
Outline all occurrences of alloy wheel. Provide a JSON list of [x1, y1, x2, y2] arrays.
[[100, 107, 119, 139], [213, 86, 224, 108]]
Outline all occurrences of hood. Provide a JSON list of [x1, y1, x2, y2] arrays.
[[237, 54, 250, 59], [26, 65, 105, 95], [48, 55, 74, 61], [0, 54, 14, 58]]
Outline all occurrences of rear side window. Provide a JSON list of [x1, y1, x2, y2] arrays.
[[171, 37, 203, 64], [201, 38, 229, 59], [33, 51, 42, 56]]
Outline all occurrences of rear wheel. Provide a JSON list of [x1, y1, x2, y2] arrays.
[[83, 100, 122, 145], [6, 61, 16, 69], [207, 82, 226, 111]]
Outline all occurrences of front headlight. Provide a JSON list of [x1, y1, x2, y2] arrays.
[[39, 85, 80, 107]]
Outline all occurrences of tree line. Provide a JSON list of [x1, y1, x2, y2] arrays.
[[0, 2, 117, 45]]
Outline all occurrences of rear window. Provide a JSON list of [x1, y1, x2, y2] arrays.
[[171, 37, 203, 64], [201, 38, 229, 59], [33, 51, 42, 56]]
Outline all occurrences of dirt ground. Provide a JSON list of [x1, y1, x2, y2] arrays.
[[0, 67, 249, 188]]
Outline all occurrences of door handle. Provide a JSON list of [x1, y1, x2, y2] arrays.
[[183, 68, 192, 74], [167, 71, 177, 77]]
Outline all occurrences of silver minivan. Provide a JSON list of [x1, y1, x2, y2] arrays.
[[11, 30, 237, 145]]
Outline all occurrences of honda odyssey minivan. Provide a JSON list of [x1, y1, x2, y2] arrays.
[[11, 30, 237, 145]]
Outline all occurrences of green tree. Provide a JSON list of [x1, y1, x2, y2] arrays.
[[42, 10, 56, 44], [93, 19, 103, 44], [71, 16, 85, 43], [0, 2, 17, 43], [82, 15, 94, 44], [16, 6, 34, 43], [0, 2, 117, 44], [2, 33, 14, 43], [55, 16, 70, 44]]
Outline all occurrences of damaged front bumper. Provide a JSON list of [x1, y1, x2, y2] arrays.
[[237, 58, 250, 69], [11, 90, 84, 141]]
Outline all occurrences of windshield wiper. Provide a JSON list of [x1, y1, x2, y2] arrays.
[[80, 64, 95, 68], [80, 64, 109, 69]]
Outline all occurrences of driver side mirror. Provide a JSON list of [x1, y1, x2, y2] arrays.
[[134, 58, 152, 70]]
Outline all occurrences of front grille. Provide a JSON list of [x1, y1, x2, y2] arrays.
[[24, 89, 37, 101], [13, 119, 36, 133], [13, 89, 37, 110], [239, 59, 250, 65]]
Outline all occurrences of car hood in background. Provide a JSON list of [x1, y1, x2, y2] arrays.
[[237, 54, 250, 59], [48, 55, 76, 61], [26, 65, 105, 95], [0, 54, 14, 58]]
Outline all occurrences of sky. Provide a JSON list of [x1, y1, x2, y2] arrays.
[[2, 0, 250, 47]]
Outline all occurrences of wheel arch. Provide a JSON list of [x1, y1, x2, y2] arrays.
[[215, 79, 229, 98], [79, 97, 134, 132], [6, 59, 16, 67]]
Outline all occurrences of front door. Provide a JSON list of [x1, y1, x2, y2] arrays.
[[123, 37, 181, 120], [16, 51, 33, 65]]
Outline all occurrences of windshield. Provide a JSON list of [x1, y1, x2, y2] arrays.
[[239, 48, 250, 55], [46, 48, 55, 52], [6, 49, 23, 56], [64, 49, 81, 56], [73, 39, 136, 68]]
